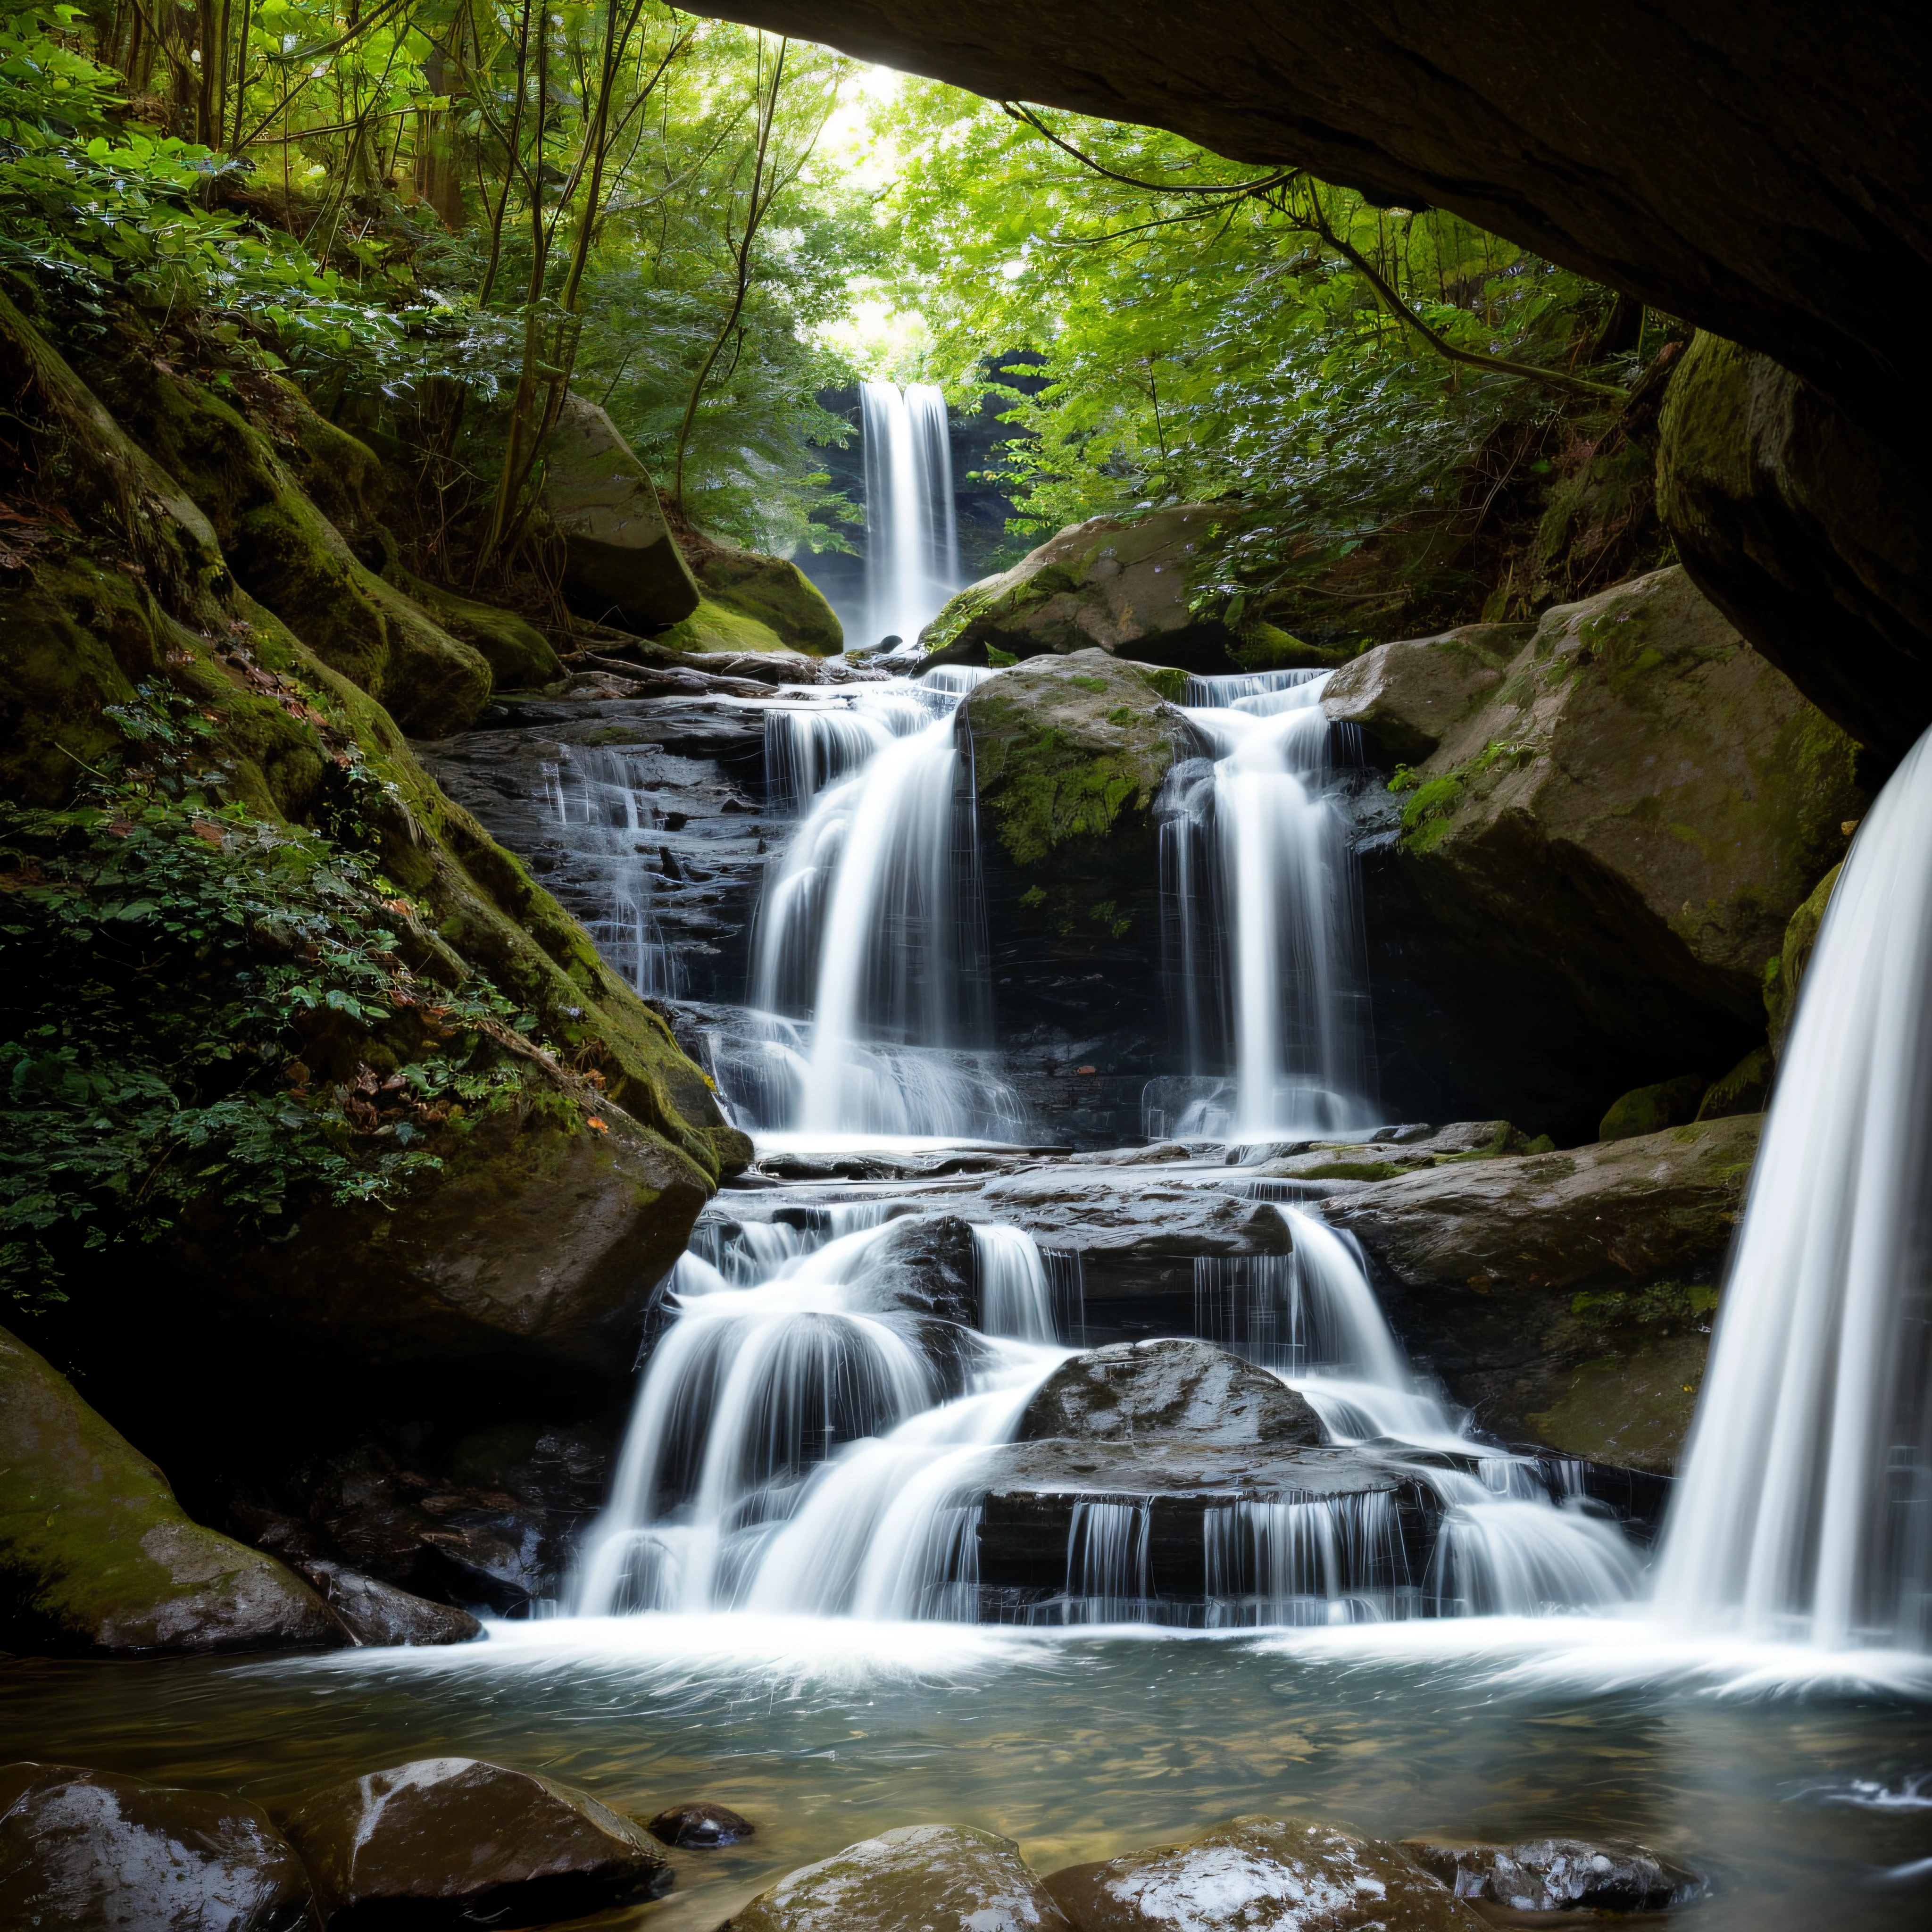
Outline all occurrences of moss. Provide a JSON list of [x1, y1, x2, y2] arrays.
[[1525, 1332, 1710, 1474], [695, 550, 843, 656], [1298, 1159, 1404, 1182], [1599, 1074, 1705, 1142], [1766, 862, 1841, 1051], [1232, 621, 1351, 673], [655, 597, 789, 655], [1696, 1044, 1774, 1119], [385, 566, 562, 690], [1134, 664, 1188, 703]]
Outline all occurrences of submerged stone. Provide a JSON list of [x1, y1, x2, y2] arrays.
[[0, 1761, 314, 1931], [1399, 1835, 1704, 1913], [646, 1799, 756, 1847], [720, 1822, 1072, 1932], [285, 1757, 670, 1929], [1044, 1814, 1483, 1930]]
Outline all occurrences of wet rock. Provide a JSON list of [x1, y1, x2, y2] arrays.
[[1598, 1075, 1705, 1142], [975, 1442, 1417, 1614], [1044, 1814, 1483, 1930], [285, 1757, 670, 1929], [1399, 1835, 1703, 1913], [1339, 565, 1862, 1144], [1321, 623, 1531, 766], [0, 1324, 341, 1657], [1695, 1046, 1774, 1120], [1658, 331, 1932, 761], [1323, 1115, 1759, 1461], [721, 1822, 1073, 1932], [542, 394, 701, 632], [655, 596, 791, 655], [1021, 1339, 1324, 1448], [695, 547, 844, 656], [847, 1214, 980, 1329], [290, 1561, 483, 1648], [646, 1800, 755, 1848], [0, 1761, 315, 1930]]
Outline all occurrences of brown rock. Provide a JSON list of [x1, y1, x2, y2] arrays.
[[722, 1822, 1072, 1932], [284, 1757, 670, 1928], [646, 1799, 755, 1847], [1320, 624, 1529, 767], [0, 1761, 315, 1930], [1021, 1339, 1324, 1449], [1044, 1815, 1482, 1930], [291, 1561, 484, 1649]]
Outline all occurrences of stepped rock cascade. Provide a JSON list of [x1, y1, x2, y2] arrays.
[[572, 1193, 1641, 1627], [748, 672, 1024, 1138], [860, 380, 959, 650], [1657, 726, 1932, 1652], [1162, 670, 1375, 1139]]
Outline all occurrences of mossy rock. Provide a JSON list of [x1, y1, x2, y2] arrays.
[[961, 649, 1182, 868], [696, 549, 843, 656], [655, 597, 790, 656], [384, 564, 562, 690], [1599, 1074, 1706, 1141], [1764, 860, 1840, 1055], [1232, 620, 1353, 674], [1525, 1332, 1711, 1474], [0, 1324, 343, 1655]]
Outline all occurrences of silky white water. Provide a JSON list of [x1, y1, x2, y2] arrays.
[[1163, 669, 1374, 1138], [1657, 725, 1932, 1652], [859, 379, 959, 650]]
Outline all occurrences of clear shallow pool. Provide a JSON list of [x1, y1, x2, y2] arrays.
[[4, 1616, 1928, 1930]]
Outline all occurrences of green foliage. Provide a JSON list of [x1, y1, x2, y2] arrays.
[[0, 684, 527, 1307], [879, 87, 1643, 615]]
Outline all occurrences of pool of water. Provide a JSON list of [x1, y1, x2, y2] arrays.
[[4, 1616, 1929, 1928]]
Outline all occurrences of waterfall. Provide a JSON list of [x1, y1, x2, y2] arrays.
[[860, 380, 959, 650], [1656, 728, 1932, 1652], [1161, 669, 1374, 1139], [747, 675, 1024, 1139]]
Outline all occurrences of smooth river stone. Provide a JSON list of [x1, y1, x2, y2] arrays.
[[284, 1757, 670, 1928], [648, 1799, 756, 1847], [1020, 1338, 1324, 1448], [720, 1822, 1074, 1931], [1044, 1816, 1484, 1930], [0, 1761, 314, 1931]]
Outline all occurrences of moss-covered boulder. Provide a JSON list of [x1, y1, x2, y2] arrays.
[[655, 596, 789, 655], [696, 547, 843, 655], [924, 503, 1333, 674], [541, 395, 701, 633], [1763, 860, 1840, 1055], [1342, 566, 1863, 1119], [383, 563, 562, 690], [0, 1324, 343, 1655], [1599, 1074, 1705, 1141], [1657, 331, 1932, 761], [1695, 1044, 1774, 1118], [1323, 1113, 1760, 1466], [82, 347, 492, 737]]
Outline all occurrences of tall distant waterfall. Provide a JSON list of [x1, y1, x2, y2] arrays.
[[1656, 728, 1932, 1652], [859, 381, 958, 650], [1160, 669, 1375, 1139]]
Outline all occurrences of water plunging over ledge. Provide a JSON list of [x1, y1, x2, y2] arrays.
[[859, 379, 959, 651]]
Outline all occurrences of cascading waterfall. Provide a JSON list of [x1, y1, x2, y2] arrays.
[[1655, 727, 1932, 1653], [1161, 669, 1374, 1138], [747, 674, 1024, 1138], [574, 1192, 1639, 1627], [859, 379, 959, 650]]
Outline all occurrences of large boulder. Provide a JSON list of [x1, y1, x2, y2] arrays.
[[696, 548, 844, 656], [0, 1762, 315, 1931], [285, 1757, 670, 1928], [656, 596, 791, 655], [1020, 1338, 1324, 1448], [721, 1822, 1074, 1932], [927, 505, 1309, 674], [1322, 1113, 1761, 1464], [286, 1560, 483, 1648], [0, 1325, 343, 1657], [1043, 1815, 1483, 1931], [1658, 332, 1932, 760], [175, 1102, 709, 1384], [541, 395, 702, 633], [959, 651, 1190, 1145], [1331, 566, 1862, 1141]]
